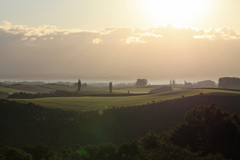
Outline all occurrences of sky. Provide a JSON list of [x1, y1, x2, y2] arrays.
[[0, 0, 240, 83]]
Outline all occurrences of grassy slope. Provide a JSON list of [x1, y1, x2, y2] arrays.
[[41, 84, 76, 92], [113, 86, 152, 94], [0, 86, 29, 99], [6, 84, 54, 93], [43, 85, 153, 94], [0, 86, 25, 93], [3, 84, 153, 95], [12, 88, 240, 111]]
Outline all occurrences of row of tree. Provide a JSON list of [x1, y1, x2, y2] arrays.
[[184, 80, 216, 87], [219, 77, 240, 89]]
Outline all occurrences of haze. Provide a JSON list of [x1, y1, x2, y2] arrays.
[[0, 0, 240, 81]]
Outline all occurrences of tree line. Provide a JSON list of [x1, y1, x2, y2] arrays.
[[171, 77, 240, 89], [219, 77, 240, 89]]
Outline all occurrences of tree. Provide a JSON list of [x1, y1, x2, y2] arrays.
[[219, 77, 240, 89], [0, 146, 32, 160], [77, 79, 81, 91], [184, 81, 192, 87], [170, 104, 240, 159], [172, 79, 176, 85], [109, 82, 112, 93], [195, 80, 215, 87], [23, 143, 54, 160], [136, 79, 148, 86]]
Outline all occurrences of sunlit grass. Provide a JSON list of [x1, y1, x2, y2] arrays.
[[43, 85, 153, 94], [11, 88, 240, 112]]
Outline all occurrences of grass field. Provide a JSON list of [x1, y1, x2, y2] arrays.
[[0, 86, 27, 94], [43, 85, 153, 94], [11, 88, 240, 112], [6, 84, 54, 93], [2, 84, 154, 95]]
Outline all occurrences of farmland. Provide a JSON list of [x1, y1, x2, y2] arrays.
[[2, 83, 240, 112], [1, 82, 240, 160], [10, 87, 240, 111]]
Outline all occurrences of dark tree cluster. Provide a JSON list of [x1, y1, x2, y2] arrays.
[[0, 135, 230, 160], [184, 80, 193, 87], [1, 104, 239, 160], [170, 104, 240, 160], [219, 77, 240, 89], [136, 79, 148, 86], [184, 80, 216, 88], [2, 93, 240, 160], [2, 94, 240, 150], [195, 80, 216, 87]]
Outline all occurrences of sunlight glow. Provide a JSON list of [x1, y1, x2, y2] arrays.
[[137, 0, 211, 26]]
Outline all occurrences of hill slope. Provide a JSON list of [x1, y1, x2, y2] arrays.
[[10, 88, 240, 111], [1, 94, 240, 149]]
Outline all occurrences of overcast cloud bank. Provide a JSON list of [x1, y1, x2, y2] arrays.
[[1, 21, 240, 81]]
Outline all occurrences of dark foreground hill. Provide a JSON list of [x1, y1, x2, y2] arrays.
[[0, 94, 240, 150]]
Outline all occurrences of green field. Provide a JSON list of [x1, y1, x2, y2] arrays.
[[0, 86, 28, 94], [43, 85, 153, 95], [11, 88, 240, 111], [2, 84, 154, 95], [6, 84, 54, 93]]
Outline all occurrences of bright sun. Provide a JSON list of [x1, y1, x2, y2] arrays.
[[137, 0, 210, 26]]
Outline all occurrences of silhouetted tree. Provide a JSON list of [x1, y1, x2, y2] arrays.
[[172, 79, 176, 85], [109, 82, 112, 93], [136, 79, 148, 86], [77, 79, 81, 91]]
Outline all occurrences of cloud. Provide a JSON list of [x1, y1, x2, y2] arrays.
[[193, 27, 240, 40], [1, 21, 240, 80], [92, 38, 103, 44], [126, 36, 143, 44]]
